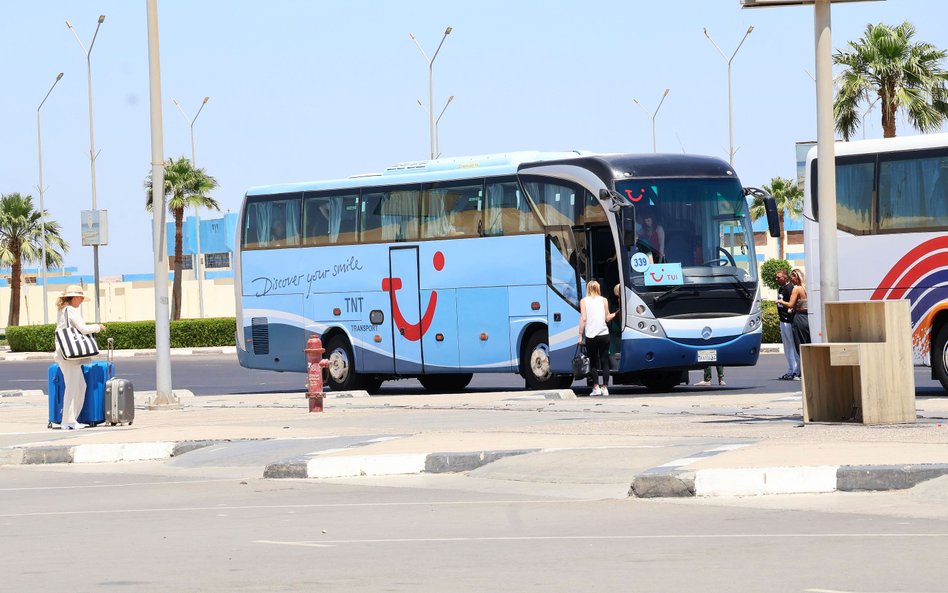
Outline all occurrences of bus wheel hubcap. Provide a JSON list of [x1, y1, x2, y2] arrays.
[[329, 349, 349, 383], [530, 345, 551, 381]]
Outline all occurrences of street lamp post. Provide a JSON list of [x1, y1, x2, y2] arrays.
[[66, 14, 105, 322], [173, 96, 209, 318], [146, 0, 176, 408], [409, 26, 452, 160], [704, 25, 754, 165], [417, 95, 454, 158], [36, 71, 64, 325], [633, 89, 670, 152]]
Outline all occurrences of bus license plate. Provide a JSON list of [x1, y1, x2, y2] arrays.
[[697, 349, 717, 363]]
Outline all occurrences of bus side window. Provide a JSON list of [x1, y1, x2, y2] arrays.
[[360, 192, 386, 243], [243, 196, 301, 249], [486, 182, 542, 236], [304, 194, 359, 245]]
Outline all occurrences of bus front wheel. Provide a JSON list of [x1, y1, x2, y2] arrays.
[[324, 335, 361, 392], [934, 323, 948, 392], [522, 331, 572, 390]]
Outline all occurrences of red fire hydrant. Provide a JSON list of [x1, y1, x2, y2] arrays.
[[304, 334, 330, 412]]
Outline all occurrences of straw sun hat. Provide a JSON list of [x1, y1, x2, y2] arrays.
[[61, 285, 86, 298]]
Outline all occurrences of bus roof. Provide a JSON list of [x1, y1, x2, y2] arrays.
[[245, 150, 592, 196], [806, 131, 948, 162]]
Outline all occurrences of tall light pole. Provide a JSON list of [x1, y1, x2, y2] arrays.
[[633, 89, 670, 152], [704, 25, 754, 165], [409, 26, 452, 160], [36, 71, 64, 325], [173, 96, 209, 318], [417, 95, 454, 158], [66, 14, 105, 322], [146, 0, 176, 408]]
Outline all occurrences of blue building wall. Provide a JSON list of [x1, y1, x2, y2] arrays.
[[165, 212, 238, 257]]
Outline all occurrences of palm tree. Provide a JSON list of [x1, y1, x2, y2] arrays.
[[145, 157, 219, 320], [750, 177, 802, 261], [0, 193, 68, 326], [834, 21, 948, 140]]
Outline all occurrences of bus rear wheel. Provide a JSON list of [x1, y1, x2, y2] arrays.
[[522, 330, 572, 390], [323, 335, 362, 392], [419, 373, 473, 393], [640, 371, 682, 393], [934, 323, 948, 392]]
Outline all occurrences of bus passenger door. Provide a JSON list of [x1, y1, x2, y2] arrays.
[[387, 246, 424, 374]]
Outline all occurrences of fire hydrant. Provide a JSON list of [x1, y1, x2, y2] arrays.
[[304, 334, 331, 412]]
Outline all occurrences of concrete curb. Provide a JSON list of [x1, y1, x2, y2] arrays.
[[1, 439, 230, 466], [263, 448, 538, 480], [631, 463, 948, 498]]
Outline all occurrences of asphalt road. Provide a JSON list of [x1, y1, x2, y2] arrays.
[[2, 463, 947, 593], [2, 352, 944, 396]]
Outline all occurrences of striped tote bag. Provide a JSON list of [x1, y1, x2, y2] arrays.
[[55, 318, 99, 359]]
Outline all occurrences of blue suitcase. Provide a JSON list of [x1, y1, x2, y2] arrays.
[[47, 361, 115, 428]]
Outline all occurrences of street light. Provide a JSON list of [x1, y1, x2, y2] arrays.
[[633, 88, 670, 153], [36, 71, 64, 325], [409, 26, 452, 160], [704, 25, 754, 165], [146, 0, 176, 408], [417, 94, 454, 158], [66, 14, 106, 322], [173, 96, 210, 318]]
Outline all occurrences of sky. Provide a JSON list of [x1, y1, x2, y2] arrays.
[[2, 0, 945, 277]]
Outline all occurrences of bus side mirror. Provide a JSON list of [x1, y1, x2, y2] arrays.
[[764, 197, 780, 238], [743, 187, 781, 238], [599, 188, 626, 213]]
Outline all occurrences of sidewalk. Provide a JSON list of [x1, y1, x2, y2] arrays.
[[3, 381, 948, 498]]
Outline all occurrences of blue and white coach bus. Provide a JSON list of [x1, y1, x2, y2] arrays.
[[236, 151, 778, 393]]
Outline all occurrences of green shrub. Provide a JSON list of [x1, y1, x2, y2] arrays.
[[7, 318, 236, 352], [760, 259, 792, 291], [761, 300, 780, 343], [6, 324, 56, 352]]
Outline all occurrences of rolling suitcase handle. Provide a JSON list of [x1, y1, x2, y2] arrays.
[[107, 337, 114, 363]]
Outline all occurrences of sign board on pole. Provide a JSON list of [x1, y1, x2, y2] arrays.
[[80, 210, 108, 246]]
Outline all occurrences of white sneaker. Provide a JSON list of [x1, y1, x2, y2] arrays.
[[74, 422, 88, 429], [590, 386, 602, 396], [695, 380, 711, 386], [601, 386, 609, 396]]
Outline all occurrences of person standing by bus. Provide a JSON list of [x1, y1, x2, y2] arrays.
[[776, 268, 810, 374], [775, 269, 800, 380], [55, 285, 106, 429], [579, 280, 616, 396]]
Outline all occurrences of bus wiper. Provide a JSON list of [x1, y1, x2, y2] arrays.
[[726, 276, 753, 299], [653, 284, 698, 304]]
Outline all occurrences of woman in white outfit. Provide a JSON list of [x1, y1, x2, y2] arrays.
[[55, 285, 106, 430], [579, 280, 616, 396]]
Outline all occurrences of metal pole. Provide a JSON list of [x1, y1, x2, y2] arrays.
[[36, 72, 63, 325], [435, 95, 453, 158], [146, 0, 176, 408], [633, 89, 669, 153], [814, 0, 839, 333], [174, 97, 209, 318], [704, 26, 753, 165], [410, 27, 451, 160], [67, 16, 105, 323]]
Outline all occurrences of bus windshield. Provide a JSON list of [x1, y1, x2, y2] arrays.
[[615, 177, 756, 300]]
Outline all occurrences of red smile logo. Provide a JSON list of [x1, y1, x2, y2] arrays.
[[624, 188, 646, 203], [382, 251, 444, 341]]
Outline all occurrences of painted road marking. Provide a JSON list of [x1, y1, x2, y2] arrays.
[[254, 533, 948, 546]]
